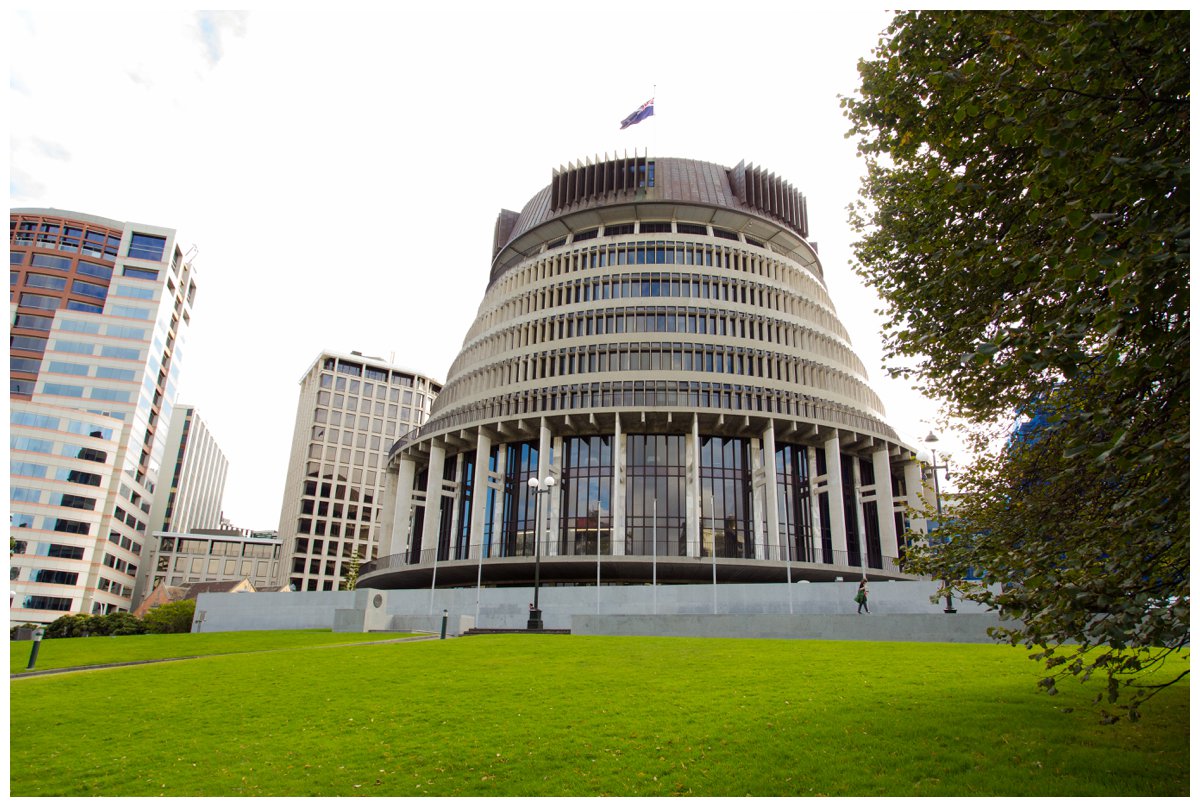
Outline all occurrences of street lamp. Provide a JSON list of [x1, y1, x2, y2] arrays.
[[924, 432, 957, 614], [527, 474, 556, 630]]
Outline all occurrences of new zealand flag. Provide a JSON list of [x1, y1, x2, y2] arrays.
[[620, 98, 655, 129]]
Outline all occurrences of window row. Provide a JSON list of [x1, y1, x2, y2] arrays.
[[11, 437, 110, 464], [439, 341, 881, 417], [95, 577, 133, 598], [479, 235, 826, 341], [107, 530, 143, 556], [12, 219, 122, 257], [298, 498, 375, 521], [477, 267, 835, 339], [319, 357, 437, 392], [295, 520, 374, 540], [452, 304, 857, 385], [311, 408, 419, 432], [11, 540, 86, 559], [291, 538, 371, 559], [300, 479, 377, 504], [313, 390, 423, 420]]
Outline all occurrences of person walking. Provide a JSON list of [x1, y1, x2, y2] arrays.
[[855, 578, 869, 614]]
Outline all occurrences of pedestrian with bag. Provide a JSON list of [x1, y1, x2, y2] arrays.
[[855, 578, 869, 614]]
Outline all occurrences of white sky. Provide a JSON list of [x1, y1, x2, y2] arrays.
[[10, 4, 965, 529]]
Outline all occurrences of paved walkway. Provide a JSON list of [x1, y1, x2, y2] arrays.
[[10, 633, 439, 679]]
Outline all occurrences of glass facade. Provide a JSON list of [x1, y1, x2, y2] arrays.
[[559, 436, 612, 555], [625, 435, 685, 557]]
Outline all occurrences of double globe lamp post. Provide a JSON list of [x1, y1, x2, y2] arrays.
[[526, 474, 556, 630]]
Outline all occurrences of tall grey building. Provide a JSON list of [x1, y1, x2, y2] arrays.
[[276, 350, 441, 592]]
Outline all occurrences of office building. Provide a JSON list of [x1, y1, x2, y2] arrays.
[[144, 528, 283, 594], [363, 155, 926, 592], [133, 405, 230, 602], [10, 208, 197, 624], [277, 350, 441, 592]]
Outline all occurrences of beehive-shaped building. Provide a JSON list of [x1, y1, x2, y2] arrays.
[[361, 155, 925, 591]]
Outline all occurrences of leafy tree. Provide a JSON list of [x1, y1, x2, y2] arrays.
[[142, 599, 196, 634], [843, 11, 1188, 721], [340, 549, 361, 591], [45, 614, 95, 638], [97, 611, 147, 636]]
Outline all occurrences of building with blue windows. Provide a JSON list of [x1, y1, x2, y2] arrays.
[[360, 156, 928, 594], [10, 209, 198, 624]]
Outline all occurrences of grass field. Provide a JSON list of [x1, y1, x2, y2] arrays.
[[9, 628, 418, 674], [9, 633, 1189, 797]]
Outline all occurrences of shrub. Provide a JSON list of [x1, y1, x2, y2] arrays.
[[142, 599, 196, 634]]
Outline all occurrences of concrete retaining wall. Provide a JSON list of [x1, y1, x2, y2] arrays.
[[195, 580, 1002, 643], [571, 613, 1002, 643]]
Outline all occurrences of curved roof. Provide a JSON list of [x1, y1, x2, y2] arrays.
[[490, 156, 812, 286]]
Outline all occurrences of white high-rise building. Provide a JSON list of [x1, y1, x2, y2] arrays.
[[276, 350, 440, 592], [136, 405, 230, 603], [10, 208, 198, 624]]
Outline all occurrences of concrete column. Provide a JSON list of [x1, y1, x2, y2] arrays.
[[749, 437, 767, 560], [824, 432, 849, 559], [873, 447, 899, 560], [850, 454, 866, 572], [421, 443, 446, 563], [612, 416, 625, 556], [491, 442, 508, 557], [537, 419, 555, 557], [904, 459, 927, 540], [469, 431, 492, 560], [388, 457, 416, 558], [762, 422, 780, 561]]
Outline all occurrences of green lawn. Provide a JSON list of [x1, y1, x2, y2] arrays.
[[9, 628, 419, 674], [9, 634, 1188, 797]]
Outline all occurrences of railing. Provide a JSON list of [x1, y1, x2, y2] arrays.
[[359, 540, 907, 578]]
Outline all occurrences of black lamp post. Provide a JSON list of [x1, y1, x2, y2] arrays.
[[924, 432, 957, 614], [527, 474, 556, 630]]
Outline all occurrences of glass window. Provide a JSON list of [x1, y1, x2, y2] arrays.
[[76, 261, 113, 280], [122, 267, 159, 281], [127, 234, 166, 261], [11, 357, 41, 373], [104, 324, 146, 340], [20, 292, 60, 310], [11, 335, 48, 352], [699, 435, 753, 559], [100, 346, 141, 360], [48, 361, 89, 376], [66, 301, 103, 313], [42, 383, 85, 398], [70, 279, 108, 299], [14, 314, 53, 331], [30, 253, 72, 271], [625, 434, 686, 557], [90, 388, 132, 403], [24, 273, 67, 291], [114, 284, 155, 300], [109, 304, 151, 320]]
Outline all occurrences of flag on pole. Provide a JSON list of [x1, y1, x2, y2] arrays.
[[620, 98, 655, 129]]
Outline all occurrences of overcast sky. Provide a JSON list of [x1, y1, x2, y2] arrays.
[[11, 4, 965, 529]]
